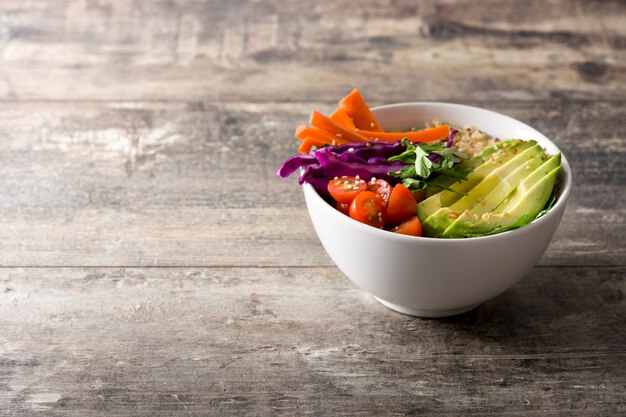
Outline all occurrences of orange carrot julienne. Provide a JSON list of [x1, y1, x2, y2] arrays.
[[309, 110, 369, 143], [295, 125, 350, 145], [338, 88, 383, 132], [358, 125, 450, 143], [298, 137, 325, 154], [329, 107, 357, 130]]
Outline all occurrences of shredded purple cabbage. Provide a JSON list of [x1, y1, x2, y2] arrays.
[[446, 129, 459, 148], [276, 141, 409, 196]]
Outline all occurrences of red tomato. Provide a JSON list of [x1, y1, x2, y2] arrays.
[[391, 216, 422, 237], [386, 184, 417, 224], [327, 176, 367, 204], [336, 202, 350, 215], [366, 178, 392, 204], [349, 191, 386, 228]]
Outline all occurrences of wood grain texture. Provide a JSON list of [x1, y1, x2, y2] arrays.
[[1, 266, 625, 416], [0, 100, 624, 267], [0, 0, 624, 101], [1, 0, 625, 415]]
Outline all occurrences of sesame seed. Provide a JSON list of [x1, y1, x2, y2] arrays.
[[333, 176, 338, 180], [370, 122, 375, 128], [348, 147, 354, 152], [336, 133, 342, 137], [371, 177, 377, 181], [355, 175, 360, 180]]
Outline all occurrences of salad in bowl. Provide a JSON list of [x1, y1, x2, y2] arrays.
[[277, 89, 571, 317]]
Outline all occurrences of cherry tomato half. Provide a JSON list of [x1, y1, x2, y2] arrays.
[[327, 176, 367, 204], [366, 178, 392, 204], [391, 215, 422, 237], [386, 184, 417, 225], [336, 202, 351, 216], [349, 191, 387, 228]]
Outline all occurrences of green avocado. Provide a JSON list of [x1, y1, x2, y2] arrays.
[[417, 139, 532, 221], [424, 139, 524, 198], [441, 151, 548, 238], [421, 143, 544, 237], [440, 154, 561, 237]]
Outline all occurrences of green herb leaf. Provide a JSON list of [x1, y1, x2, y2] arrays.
[[388, 139, 471, 192], [414, 146, 432, 178]]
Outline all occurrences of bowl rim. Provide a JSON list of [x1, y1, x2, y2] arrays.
[[303, 101, 572, 243]]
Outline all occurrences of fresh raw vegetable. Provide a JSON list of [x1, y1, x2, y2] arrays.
[[290, 89, 452, 153], [327, 176, 367, 204], [336, 202, 351, 216], [310, 110, 370, 144], [366, 178, 392, 203], [386, 184, 417, 225], [330, 107, 357, 129], [277, 89, 561, 238], [349, 191, 387, 228], [391, 216, 422, 236], [298, 137, 325, 154], [417, 142, 561, 238], [388, 138, 472, 192], [277, 141, 409, 197], [357, 125, 450, 143], [295, 125, 349, 145], [338, 88, 383, 132], [325, 176, 422, 235]]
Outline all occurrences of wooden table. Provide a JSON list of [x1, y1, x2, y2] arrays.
[[1, 1, 624, 415]]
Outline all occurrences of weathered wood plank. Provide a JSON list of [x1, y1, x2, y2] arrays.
[[0, 266, 624, 416], [0, 100, 624, 267], [0, 0, 623, 101]]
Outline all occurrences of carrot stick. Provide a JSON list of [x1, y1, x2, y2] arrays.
[[295, 125, 349, 145], [358, 125, 450, 143], [298, 137, 326, 154], [329, 107, 357, 130], [309, 110, 370, 143], [338, 88, 383, 132]]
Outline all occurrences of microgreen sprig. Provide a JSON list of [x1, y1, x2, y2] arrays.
[[388, 138, 470, 191]]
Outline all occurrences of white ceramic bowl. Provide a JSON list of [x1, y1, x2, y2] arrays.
[[303, 102, 572, 318]]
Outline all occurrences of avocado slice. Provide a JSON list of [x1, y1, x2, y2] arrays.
[[441, 151, 548, 238], [440, 155, 561, 237], [418, 139, 532, 221], [421, 143, 544, 237], [492, 153, 561, 215], [424, 139, 524, 198]]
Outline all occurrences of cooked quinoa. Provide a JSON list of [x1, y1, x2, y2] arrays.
[[426, 120, 499, 156]]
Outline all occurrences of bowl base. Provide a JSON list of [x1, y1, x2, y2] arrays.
[[374, 297, 479, 318]]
